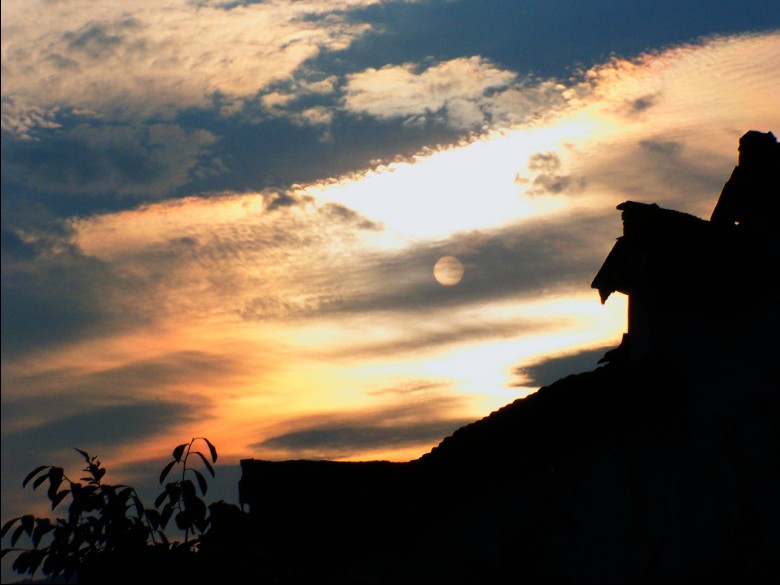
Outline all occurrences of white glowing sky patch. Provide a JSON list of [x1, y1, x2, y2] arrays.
[[297, 126, 595, 241]]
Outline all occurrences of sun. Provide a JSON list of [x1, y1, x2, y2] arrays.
[[433, 255, 464, 286]]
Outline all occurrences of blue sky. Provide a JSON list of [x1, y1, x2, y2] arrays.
[[2, 1, 779, 573]]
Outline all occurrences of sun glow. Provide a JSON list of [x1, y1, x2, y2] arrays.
[[296, 123, 600, 242]]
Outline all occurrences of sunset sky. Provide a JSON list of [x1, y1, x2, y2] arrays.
[[2, 0, 779, 547]]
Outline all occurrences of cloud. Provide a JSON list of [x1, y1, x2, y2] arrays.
[[309, 211, 616, 318], [323, 318, 560, 361], [479, 80, 568, 127], [2, 400, 203, 459], [250, 391, 471, 459], [0, 98, 63, 141], [365, 380, 450, 397], [1, 239, 148, 357], [528, 152, 562, 172], [582, 137, 728, 216], [639, 139, 684, 157], [320, 202, 383, 230], [4, 351, 235, 408], [259, 74, 340, 121], [511, 345, 616, 389], [623, 94, 659, 116], [2, 123, 218, 198], [2, 0, 379, 131], [529, 173, 586, 196], [34, 189, 385, 331], [255, 420, 469, 459], [342, 56, 517, 129], [522, 151, 587, 196], [54, 190, 612, 341]]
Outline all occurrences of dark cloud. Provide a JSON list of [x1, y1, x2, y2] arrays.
[[324, 318, 560, 361], [627, 94, 659, 114], [64, 24, 124, 57], [524, 152, 586, 195], [126, 106, 461, 217], [511, 345, 617, 389], [255, 420, 470, 458], [1, 122, 217, 213], [1, 228, 37, 261], [43, 52, 80, 72], [234, 284, 343, 322], [639, 139, 684, 157], [2, 351, 235, 448], [531, 173, 586, 195], [1, 241, 147, 357], [2, 400, 202, 460], [251, 391, 471, 459], [3, 351, 238, 411], [366, 380, 451, 397], [321, 203, 383, 230], [264, 189, 299, 211], [528, 152, 562, 172], [320, 211, 616, 317], [584, 139, 726, 212]]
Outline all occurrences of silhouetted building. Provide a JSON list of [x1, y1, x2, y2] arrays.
[[592, 130, 780, 363], [710, 130, 780, 230]]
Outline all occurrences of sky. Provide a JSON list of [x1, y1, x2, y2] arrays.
[[2, 0, 780, 558]]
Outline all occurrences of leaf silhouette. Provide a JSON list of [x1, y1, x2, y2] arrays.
[[51, 490, 69, 510], [22, 466, 48, 488], [1, 517, 20, 538], [204, 438, 218, 463], [172, 443, 187, 462], [191, 469, 208, 495], [192, 451, 215, 477], [159, 460, 176, 484]]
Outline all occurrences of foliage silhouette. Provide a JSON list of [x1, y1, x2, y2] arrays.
[[1, 437, 219, 582]]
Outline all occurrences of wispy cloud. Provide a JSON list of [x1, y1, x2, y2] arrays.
[[1, 240, 148, 357], [255, 419, 471, 460], [251, 389, 471, 460], [3, 400, 204, 459], [321, 318, 561, 361]]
